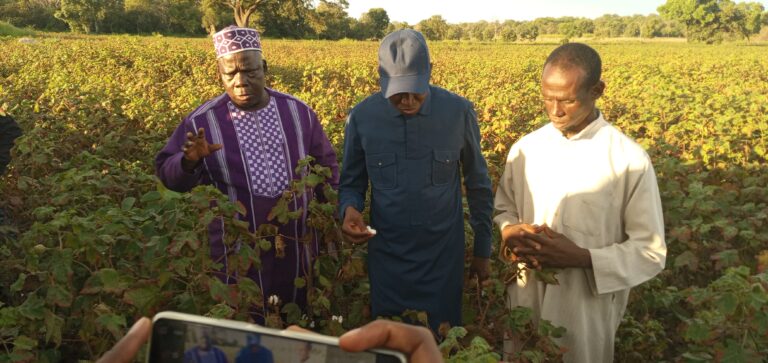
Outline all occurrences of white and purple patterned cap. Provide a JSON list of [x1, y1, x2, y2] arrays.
[[213, 25, 262, 58]]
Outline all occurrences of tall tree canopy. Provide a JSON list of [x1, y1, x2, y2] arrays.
[[659, 0, 764, 42]]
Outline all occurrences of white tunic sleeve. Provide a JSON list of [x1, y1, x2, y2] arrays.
[[493, 144, 522, 231], [588, 157, 667, 294]]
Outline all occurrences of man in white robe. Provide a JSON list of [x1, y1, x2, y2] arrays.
[[493, 43, 666, 363]]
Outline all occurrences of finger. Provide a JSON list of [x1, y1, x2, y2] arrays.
[[513, 246, 539, 255], [197, 128, 206, 140], [540, 225, 557, 239], [514, 237, 541, 251], [528, 256, 541, 269], [286, 325, 313, 334], [342, 225, 372, 238], [186, 131, 195, 140], [521, 230, 549, 244], [339, 320, 441, 362], [96, 317, 151, 363], [521, 224, 541, 233]]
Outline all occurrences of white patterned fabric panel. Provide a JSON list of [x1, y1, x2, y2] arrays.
[[229, 100, 290, 197]]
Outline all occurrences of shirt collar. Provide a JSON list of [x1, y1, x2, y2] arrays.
[[567, 109, 606, 141], [386, 87, 433, 117]]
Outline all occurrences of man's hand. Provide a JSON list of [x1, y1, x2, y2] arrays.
[[339, 320, 443, 363], [96, 317, 151, 363], [514, 225, 592, 269], [469, 256, 490, 282], [341, 206, 374, 244], [182, 128, 222, 172], [501, 223, 544, 268]]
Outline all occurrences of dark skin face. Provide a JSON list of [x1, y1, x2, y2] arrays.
[[218, 50, 269, 111], [388, 92, 428, 116], [541, 63, 605, 138], [179, 51, 268, 171]]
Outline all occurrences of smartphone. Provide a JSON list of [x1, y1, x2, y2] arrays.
[[147, 311, 407, 363]]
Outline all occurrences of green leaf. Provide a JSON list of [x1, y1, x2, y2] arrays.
[[716, 292, 738, 316], [10, 273, 27, 293], [317, 295, 331, 310], [80, 274, 103, 295], [711, 249, 740, 270], [50, 249, 73, 284], [684, 319, 709, 342], [533, 268, 560, 285], [209, 278, 235, 305], [123, 286, 160, 313], [18, 295, 45, 320], [674, 250, 699, 271], [445, 326, 468, 340], [46, 285, 73, 308], [44, 309, 64, 346], [294, 277, 306, 289], [681, 352, 713, 361], [98, 268, 120, 288], [281, 303, 302, 324], [96, 314, 126, 338], [12, 335, 37, 350], [207, 303, 235, 319], [722, 339, 748, 363], [238, 277, 262, 305], [259, 239, 272, 251], [121, 197, 136, 210], [141, 190, 162, 203]]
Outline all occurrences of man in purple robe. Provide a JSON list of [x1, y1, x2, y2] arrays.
[[156, 26, 339, 320]]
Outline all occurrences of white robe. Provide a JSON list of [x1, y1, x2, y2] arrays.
[[493, 114, 666, 363]]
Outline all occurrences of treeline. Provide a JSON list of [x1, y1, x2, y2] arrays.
[[1, 0, 766, 42]]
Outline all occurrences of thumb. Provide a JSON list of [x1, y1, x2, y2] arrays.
[[209, 143, 223, 152]]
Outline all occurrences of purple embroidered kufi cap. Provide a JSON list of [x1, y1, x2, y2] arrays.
[[212, 25, 262, 58]]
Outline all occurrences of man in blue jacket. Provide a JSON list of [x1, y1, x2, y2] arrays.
[[338, 29, 494, 332], [0, 111, 22, 175]]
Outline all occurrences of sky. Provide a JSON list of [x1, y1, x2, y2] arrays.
[[345, 0, 768, 24]]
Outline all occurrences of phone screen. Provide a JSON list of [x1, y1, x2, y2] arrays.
[[149, 318, 404, 363]]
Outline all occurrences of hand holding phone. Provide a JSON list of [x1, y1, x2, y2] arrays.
[[147, 311, 407, 363], [97, 312, 445, 363]]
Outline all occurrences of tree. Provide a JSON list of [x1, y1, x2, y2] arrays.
[[468, 20, 490, 40], [55, 0, 123, 33], [445, 24, 463, 40], [641, 14, 664, 38], [517, 22, 539, 41], [499, 20, 518, 41], [256, 0, 315, 38], [416, 15, 448, 40], [594, 14, 626, 38], [314, 0, 351, 40], [358, 7, 388, 39], [658, 0, 723, 43], [220, 0, 267, 28], [722, 1, 764, 39], [559, 21, 583, 39], [200, 0, 229, 34], [385, 21, 410, 34], [166, 0, 204, 35], [0, 0, 68, 30], [659, 0, 764, 42]]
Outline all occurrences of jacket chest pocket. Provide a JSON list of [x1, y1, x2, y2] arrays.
[[432, 150, 460, 186], [367, 153, 397, 190]]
